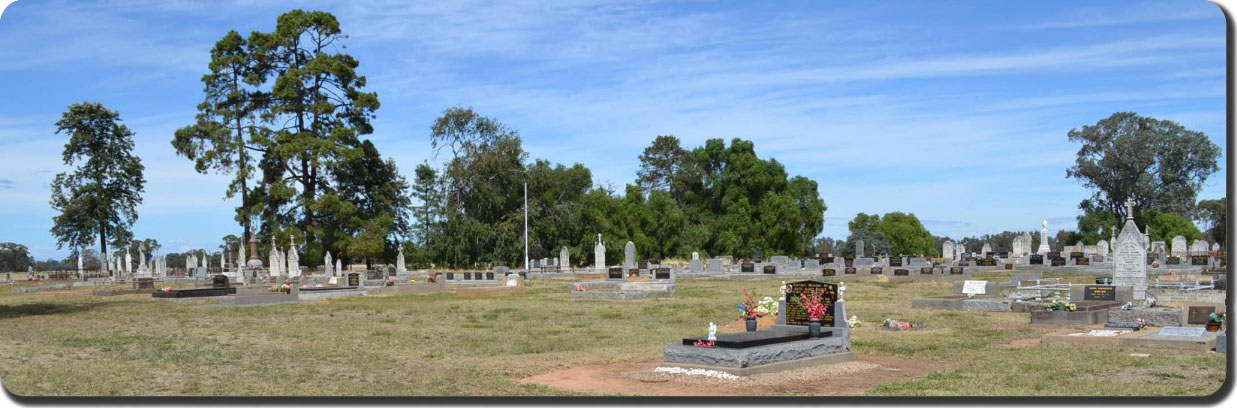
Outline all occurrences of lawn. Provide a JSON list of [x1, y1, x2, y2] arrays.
[[0, 275, 1225, 396]]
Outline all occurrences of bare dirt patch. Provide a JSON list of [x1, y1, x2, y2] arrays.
[[519, 355, 960, 396]]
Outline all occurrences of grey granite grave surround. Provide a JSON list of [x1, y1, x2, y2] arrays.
[[570, 280, 675, 300], [1218, 333, 1227, 353], [661, 328, 852, 376], [1108, 307, 1183, 327]]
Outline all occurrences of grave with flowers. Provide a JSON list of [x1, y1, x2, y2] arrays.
[[659, 280, 852, 376]]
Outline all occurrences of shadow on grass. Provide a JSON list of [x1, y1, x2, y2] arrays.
[[0, 301, 124, 319]]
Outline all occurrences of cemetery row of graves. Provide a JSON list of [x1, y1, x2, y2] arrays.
[[0, 211, 1227, 396]]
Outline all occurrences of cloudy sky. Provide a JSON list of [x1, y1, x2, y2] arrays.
[[0, 0, 1228, 259]]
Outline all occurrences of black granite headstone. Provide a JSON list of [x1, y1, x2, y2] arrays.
[[894, 269, 909, 276], [1191, 255, 1208, 266], [1030, 254, 1044, 265], [212, 275, 229, 288], [446, 272, 455, 280], [763, 265, 776, 274], [654, 267, 671, 279], [822, 268, 836, 276], [485, 272, 494, 280], [783, 280, 837, 327], [741, 263, 755, 273], [920, 267, 933, 274], [1082, 285, 1116, 301], [950, 267, 964, 275], [889, 256, 903, 267], [844, 267, 856, 274], [347, 273, 360, 286], [608, 267, 623, 279]]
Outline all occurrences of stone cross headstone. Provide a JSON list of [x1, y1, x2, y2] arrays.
[[624, 241, 636, 268], [594, 234, 606, 273], [855, 240, 865, 258], [559, 246, 570, 270], [1113, 204, 1148, 300], [1171, 236, 1187, 257], [396, 243, 406, 274]]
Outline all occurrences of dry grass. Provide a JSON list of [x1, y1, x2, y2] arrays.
[[0, 275, 1225, 397]]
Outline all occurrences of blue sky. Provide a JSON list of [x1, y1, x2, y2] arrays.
[[0, 0, 1228, 260]]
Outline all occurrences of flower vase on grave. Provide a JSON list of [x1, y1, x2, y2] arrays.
[[1206, 321, 1222, 332], [746, 317, 757, 332], [808, 319, 822, 338]]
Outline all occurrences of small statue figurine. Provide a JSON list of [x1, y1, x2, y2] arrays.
[[707, 322, 717, 341], [779, 281, 788, 296], [839, 281, 846, 302]]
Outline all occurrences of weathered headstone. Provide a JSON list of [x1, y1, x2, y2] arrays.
[[594, 234, 606, 272], [980, 243, 992, 257], [689, 259, 703, 273], [1190, 240, 1209, 256], [1113, 200, 1148, 299], [624, 241, 636, 268], [942, 241, 955, 260], [1037, 219, 1050, 254], [324, 252, 334, 276], [1097, 240, 1109, 257], [706, 258, 723, 272], [855, 240, 865, 258], [560, 246, 570, 270], [1171, 236, 1188, 257]]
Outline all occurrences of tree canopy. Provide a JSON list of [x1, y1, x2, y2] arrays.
[[1066, 112, 1220, 221]]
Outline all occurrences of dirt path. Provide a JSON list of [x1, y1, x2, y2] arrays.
[[519, 355, 960, 396]]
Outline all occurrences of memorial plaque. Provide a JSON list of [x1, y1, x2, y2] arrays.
[[485, 272, 494, 280], [1146, 254, 1156, 265], [894, 269, 909, 276], [1166, 256, 1180, 265], [1083, 285, 1116, 301], [844, 257, 854, 267], [844, 267, 857, 274], [1004, 263, 1013, 270], [783, 280, 837, 327], [763, 265, 776, 274], [1050, 257, 1066, 267], [1187, 306, 1217, 325], [654, 267, 671, 280], [920, 267, 933, 274], [822, 268, 836, 276], [463, 272, 473, 280], [1158, 326, 1207, 338], [823, 256, 835, 264], [889, 257, 903, 267], [741, 263, 755, 273], [608, 267, 623, 279], [870, 267, 882, 274], [1029, 254, 1044, 265], [950, 267, 964, 275], [212, 275, 229, 288], [1191, 255, 1208, 266], [752, 253, 764, 263], [1047, 251, 1061, 258], [962, 280, 987, 295], [977, 258, 996, 266], [638, 260, 649, 270], [1070, 251, 1085, 260], [446, 272, 455, 280], [347, 273, 360, 286]]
